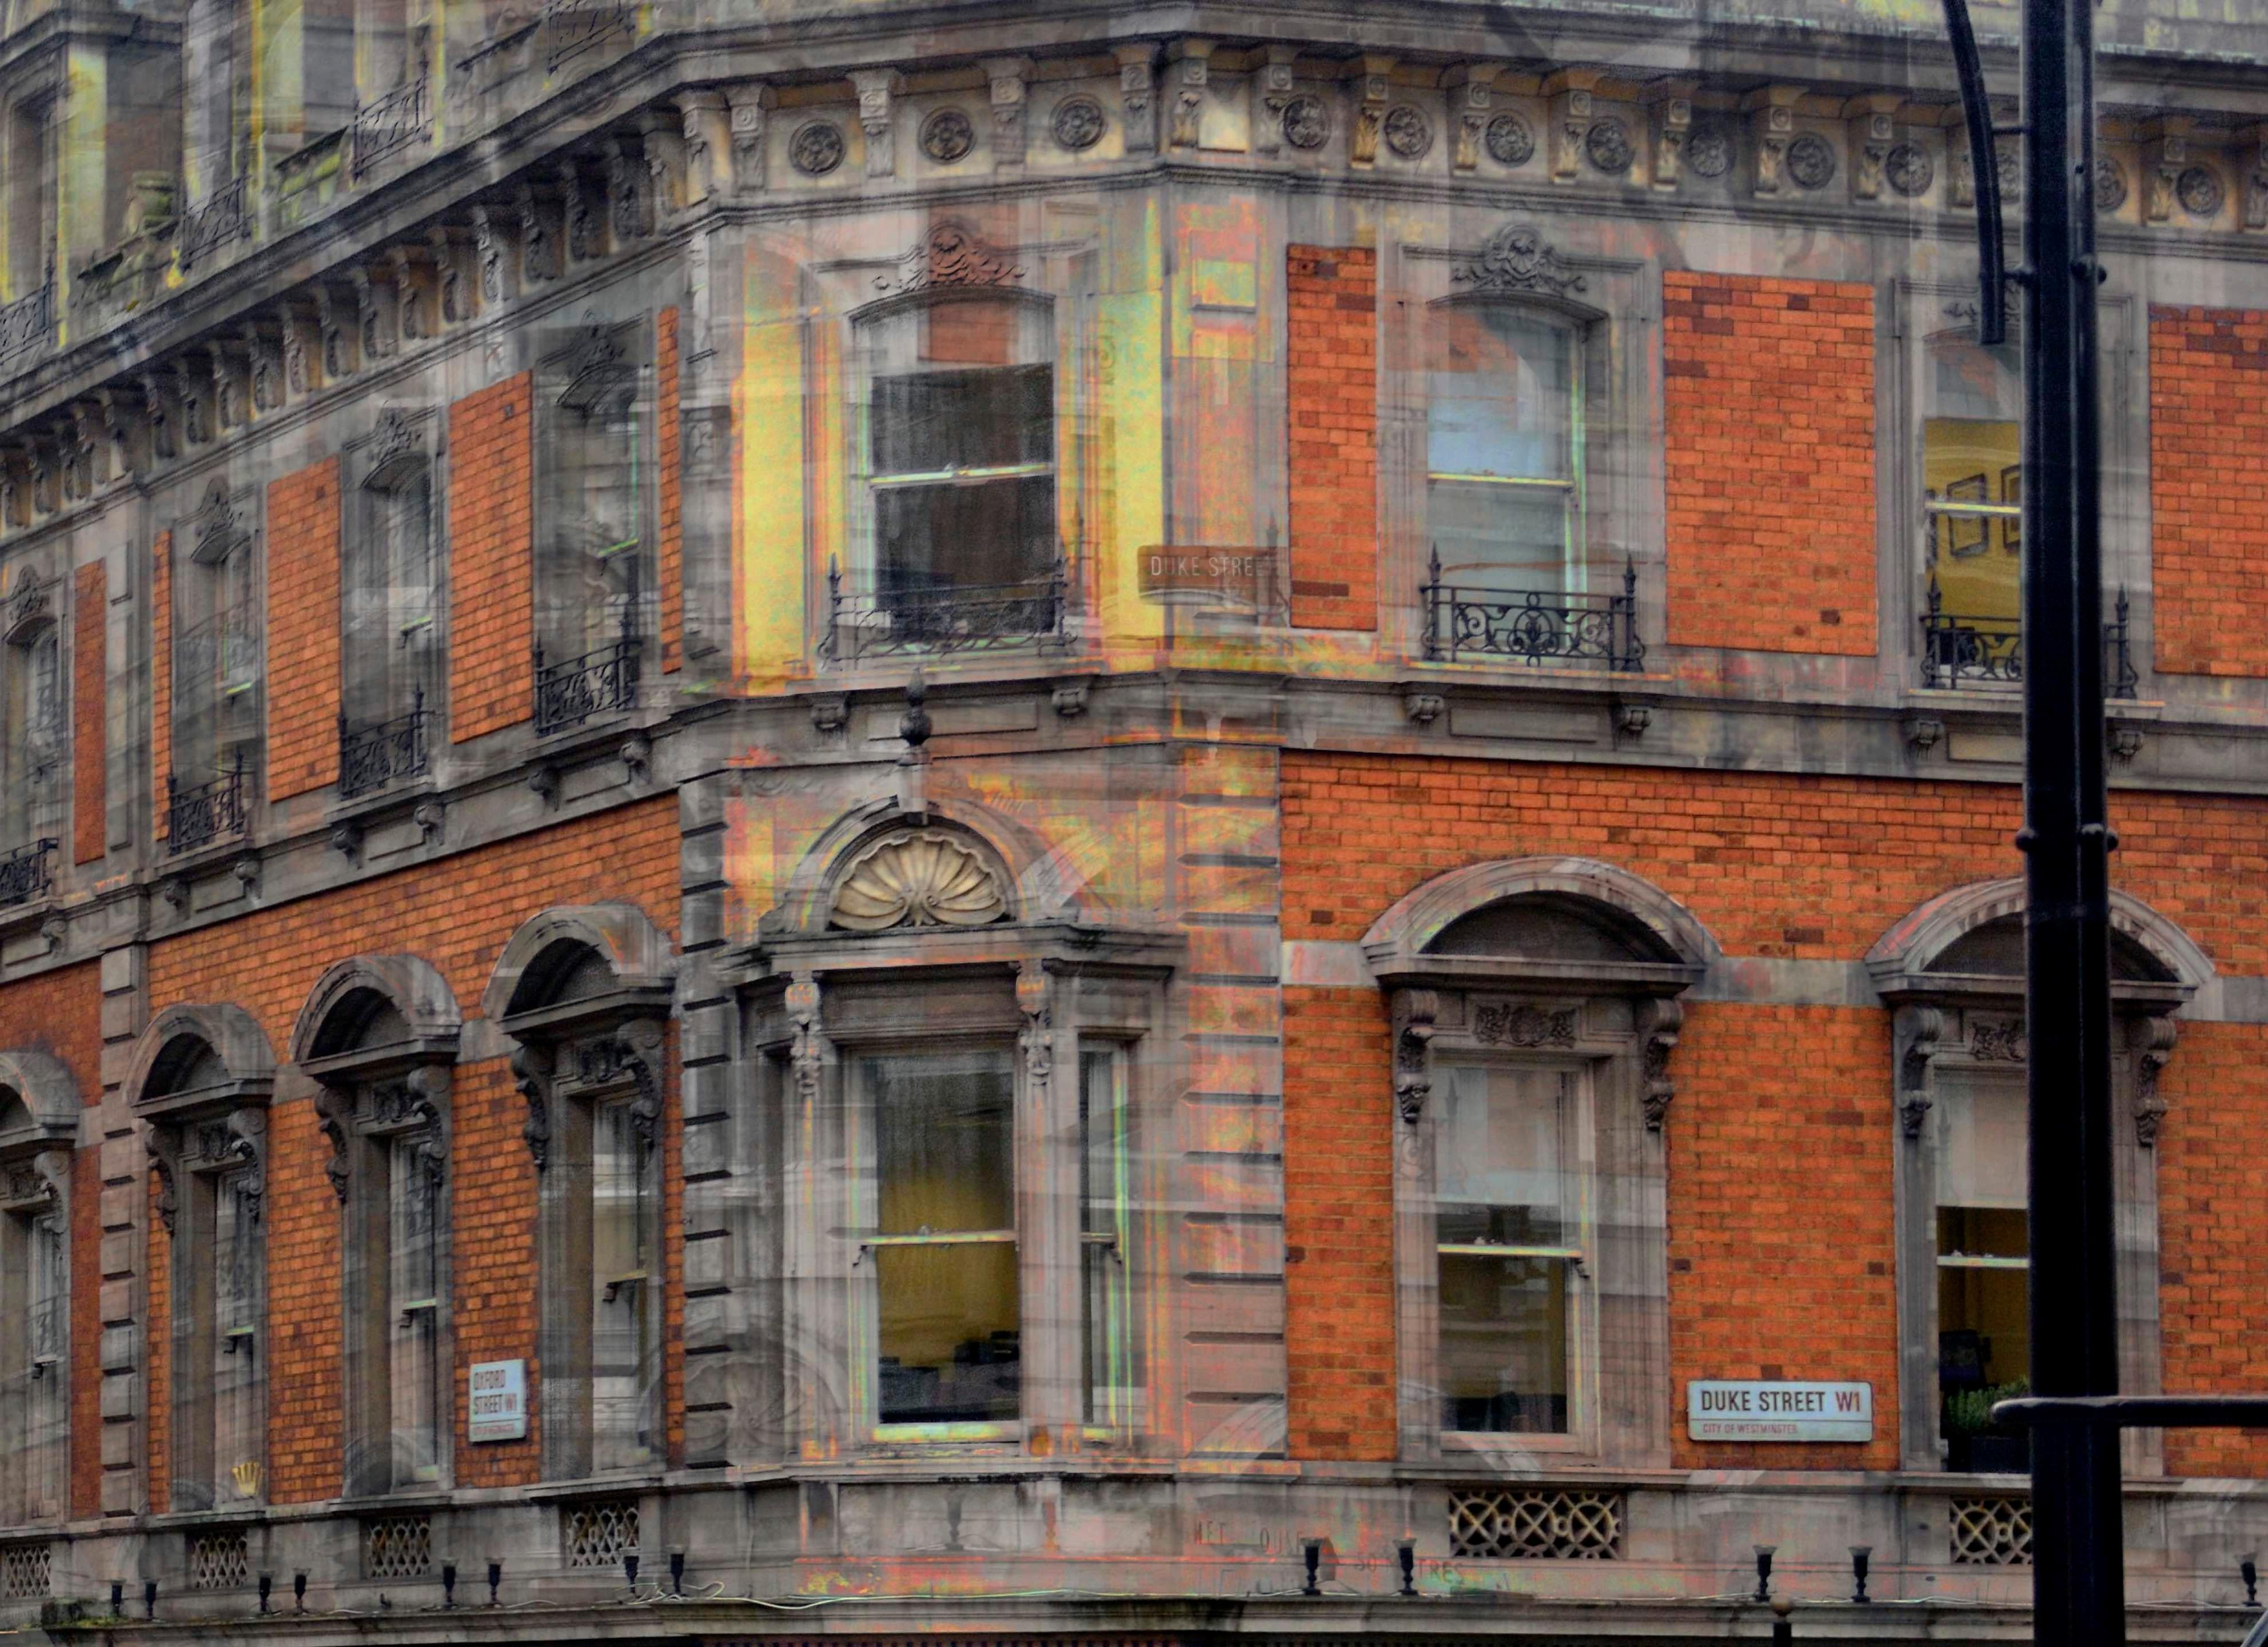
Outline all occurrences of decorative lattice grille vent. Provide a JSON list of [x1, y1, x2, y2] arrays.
[[1949, 1496, 2034, 1565], [187, 1530, 249, 1590], [0, 1543, 50, 1599], [1448, 1487, 1625, 1560], [364, 1516, 432, 1578], [563, 1500, 639, 1568]]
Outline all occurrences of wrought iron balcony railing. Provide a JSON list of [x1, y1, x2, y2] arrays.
[[0, 838, 57, 907], [166, 756, 249, 855], [178, 174, 254, 275], [535, 634, 640, 735], [1919, 580, 2139, 699], [822, 559, 1070, 664], [352, 77, 432, 180], [1421, 553, 1645, 671], [338, 695, 430, 799], [0, 281, 53, 367]]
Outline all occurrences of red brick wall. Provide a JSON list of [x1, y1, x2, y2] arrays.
[[447, 373, 533, 743], [2157, 1019, 2268, 1475], [150, 532, 170, 842], [1282, 984, 1395, 1460], [265, 458, 341, 800], [657, 306, 683, 675], [144, 799, 679, 1501], [1664, 272, 1878, 655], [1669, 1003, 1899, 1470], [71, 561, 103, 866], [1287, 245, 1377, 631], [2150, 305, 2268, 677]]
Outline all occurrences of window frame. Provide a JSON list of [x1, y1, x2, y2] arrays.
[[341, 410, 442, 767], [172, 481, 264, 795], [0, 1065, 74, 1532], [738, 888, 1176, 1459], [0, 571, 62, 854]]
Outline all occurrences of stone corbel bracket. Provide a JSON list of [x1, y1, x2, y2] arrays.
[[1545, 69, 1600, 182], [1895, 1004, 1944, 1139], [1647, 81, 1694, 190], [1445, 62, 1506, 174], [1741, 85, 1804, 197], [1391, 987, 1438, 1125]]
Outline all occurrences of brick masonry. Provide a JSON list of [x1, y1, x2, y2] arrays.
[[447, 373, 534, 743], [1664, 272, 1878, 656], [1286, 245, 1377, 632], [71, 561, 103, 866], [143, 797, 680, 1502], [659, 305, 683, 675], [2149, 305, 2268, 677], [1279, 751, 2268, 1462], [265, 457, 342, 800]]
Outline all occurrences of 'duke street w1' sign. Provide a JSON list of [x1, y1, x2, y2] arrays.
[[1687, 1380, 1874, 1443]]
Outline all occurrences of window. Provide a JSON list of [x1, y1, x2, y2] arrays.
[[752, 824, 1174, 1454], [341, 416, 436, 796], [1434, 1063, 1581, 1437], [299, 960, 458, 1496], [1426, 303, 1581, 595], [0, 1151, 65, 1527], [1078, 1047, 1131, 1427], [862, 1048, 1021, 1428], [832, 283, 1061, 660], [1365, 862, 1707, 1466], [170, 483, 260, 846], [1919, 328, 2022, 687], [4, 95, 53, 304], [497, 921, 672, 1481], [130, 1009, 274, 1512], [535, 320, 650, 732], [1876, 887, 2194, 1475], [0, 579, 61, 862]]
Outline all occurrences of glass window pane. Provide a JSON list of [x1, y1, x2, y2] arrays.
[[1437, 1063, 1568, 1246], [1079, 1047, 1126, 1425], [388, 1138, 441, 1485], [875, 474, 1057, 596], [592, 1099, 653, 1467], [1935, 1079, 2027, 1210], [872, 363, 1051, 477], [1428, 481, 1569, 591], [868, 1049, 1018, 1425], [212, 1169, 260, 1501], [1439, 1251, 1569, 1434], [1426, 308, 1573, 480]]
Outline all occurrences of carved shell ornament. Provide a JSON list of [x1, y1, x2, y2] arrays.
[[830, 830, 1010, 931]]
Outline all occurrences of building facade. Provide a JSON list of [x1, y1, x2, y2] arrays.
[[0, 0, 2262, 1640]]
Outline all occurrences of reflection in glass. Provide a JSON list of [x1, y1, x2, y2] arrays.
[[868, 1048, 1019, 1425], [388, 1135, 441, 1485], [1428, 306, 1580, 592], [592, 1098, 655, 1469]]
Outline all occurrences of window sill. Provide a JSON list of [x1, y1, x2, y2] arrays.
[[519, 1470, 665, 1504], [869, 1421, 1022, 1446]]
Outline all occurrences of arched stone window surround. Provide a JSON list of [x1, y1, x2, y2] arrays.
[[0, 1048, 76, 1530], [1868, 878, 2202, 1477], [730, 803, 1180, 1457], [761, 795, 1099, 940], [292, 956, 461, 1498], [126, 1003, 275, 1512], [486, 903, 673, 1483], [1362, 856, 1712, 1469]]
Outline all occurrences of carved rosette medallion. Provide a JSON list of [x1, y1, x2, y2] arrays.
[[1052, 97, 1106, 152], [829, 830, 1010, 931], [1885, 142, 1934, 197], [1280, 95, 1328, 151], [1485, 113, 1534, 166], [2095, 157, 2129, 214], [790, 121, 846, 177], [920, 108, 975, 164], [1585, 117, 1633, 175], [1686, 126, 1732, 178], [2178, 165, 2226, 218], [1472, 1001, 1577, 1048], [1383, 105, 1432, 160], [1786, 132, 1837, 190]]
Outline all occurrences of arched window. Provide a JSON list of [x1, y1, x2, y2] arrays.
[[0, 1055, 75, 1530], [534, 319, 650, 733], [1364, 859, 1709, 1465], [297, 958, 459, 1495], [340, 414, 437, 796], [492, 908, 673, 1479], [830, 226, 1061, 663], [1871, 882, 2199, 1474], [130, 1006, 273, 1512]]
